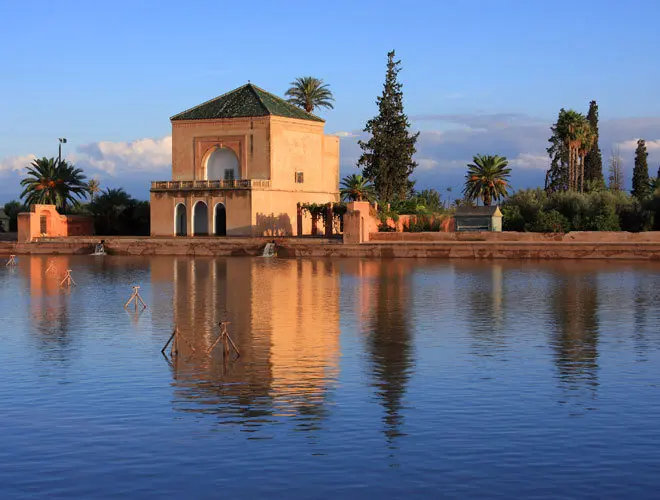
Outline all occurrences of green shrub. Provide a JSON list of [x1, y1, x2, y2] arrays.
[[531, 210, 570, 233]]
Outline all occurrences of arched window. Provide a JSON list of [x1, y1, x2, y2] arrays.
[[206, 148, 239, 181]]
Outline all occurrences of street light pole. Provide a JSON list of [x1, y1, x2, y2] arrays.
[[58, 137, 67, 163]]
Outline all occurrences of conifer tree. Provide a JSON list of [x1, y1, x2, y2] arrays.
[[632, 139, 650, 200], [584, 100, 604, 186], [358, 51, 419, 204]]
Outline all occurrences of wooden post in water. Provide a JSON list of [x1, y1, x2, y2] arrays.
[[46, 260, 57, 274], [207, 321, 240, 358], [60, 270, 76, 287], [5, 255, 16, 267], [124, 286, 147, 310]]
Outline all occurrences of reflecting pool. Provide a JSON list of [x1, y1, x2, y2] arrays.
[[2, 256, 660, 498]]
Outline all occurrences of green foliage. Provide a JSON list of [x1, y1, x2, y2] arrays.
[[20, 157, 88, 212], [3, 200, 26, 232], [546, 107, 594, 192], [502, 189, 653, 233], [530, 210, 570, 233], [340, 174, 375, 202], [632, 139, 651, 201], [285, 76, 334, 113], [403, 215, 442, 232], [357, 50, 419, 204], [413, 189, 442, 212], [463, 154, 511, 205], [88, 188, 149, 235], [584, 100, 604, 186]]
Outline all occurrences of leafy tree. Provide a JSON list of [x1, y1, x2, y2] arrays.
[[463, 154, 511, 206], [608, 147, 624, 191], [632, 139, 650, 200], [3, 200, 26, 232], [357, 50, 419, 204], [285, 76, 334, 113], [20, 157, 88, 212], [652, 166, 660, 195], [89, 188, 149, 235], [415, 189, 442, 212], [339, 174, 375, 202], [88, 179, 101, 202], [546, 108, 592, 193], [584, 100, 604, 186], [546, 109, 570, 192]]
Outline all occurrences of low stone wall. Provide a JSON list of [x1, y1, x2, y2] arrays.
[[3, 234, 660, 260], [370, 231, 660, 243]]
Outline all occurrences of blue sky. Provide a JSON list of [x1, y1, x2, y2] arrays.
[[2, 0, 660, 201]]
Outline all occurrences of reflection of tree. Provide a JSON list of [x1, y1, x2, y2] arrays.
[[550, 273, 599, 400], [365, 262, 414, 444], [459, 263, 506, 356]]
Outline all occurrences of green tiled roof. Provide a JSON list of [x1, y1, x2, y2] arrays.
[[171, 83, 324, 122]]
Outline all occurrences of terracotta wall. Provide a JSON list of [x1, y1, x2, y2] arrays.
[[150, 190, 253, 236], [343, 201, 380, 244], [171, 117, 271, 181], [269, 117, 338, 194], [17, 204, 94, 243]]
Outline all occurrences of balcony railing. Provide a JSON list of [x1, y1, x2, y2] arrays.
[[150, 179, 271, 191]]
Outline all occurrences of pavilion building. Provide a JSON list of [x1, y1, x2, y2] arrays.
[[150, 83, 340, 237]]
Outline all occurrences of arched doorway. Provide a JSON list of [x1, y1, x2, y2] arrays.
[[175, 203, 187, 236], [214, 203, 227, 236], [206, 148, 240, 181], [193, 201, 208, 236]]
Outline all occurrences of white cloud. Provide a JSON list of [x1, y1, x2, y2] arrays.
[[508, 154, 549, 170], [616, 138, 660, 152], [333, 131, 358, 138], [417, 158, 439, 171], [0, 154, 36, 173], [73, 136, 172, 176]]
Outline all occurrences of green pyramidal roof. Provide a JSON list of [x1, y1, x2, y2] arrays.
[[171, 83, 324, 122]]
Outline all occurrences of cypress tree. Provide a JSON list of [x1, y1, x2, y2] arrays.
[[632, 139, 650, 200], [545, 109, 569, 192], [584, 100, 603, 187], [358, 50, 419, 204]]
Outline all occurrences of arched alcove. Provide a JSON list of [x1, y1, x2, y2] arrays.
[[206, 148, 240, 181], [214, 203, 227, 236], [193, 201, 208, 236], [175, 203, 187, 236]]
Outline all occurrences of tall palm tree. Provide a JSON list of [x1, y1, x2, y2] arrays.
[[88, 179, 101, 202], [20, 157, 88, 212], [463, 155, 511, 206], [340, 174, 376, 202], [285, 76, 334, 113], [557, 110, 591, 192]]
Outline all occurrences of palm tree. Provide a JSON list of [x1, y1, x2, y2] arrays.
[[340, 174, 375, 202], [285, 76, 334, 113], [556, 110, 591, 192], [88, 179, 101, 202], [463, 155, 512, 206], [90, 188, 135, 235], [20, 157, 88, 212]]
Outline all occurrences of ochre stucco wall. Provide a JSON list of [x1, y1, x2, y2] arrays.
[[171, 117, 270, 181], [17, 205, 94, 243], [152, 114, 340, 237]]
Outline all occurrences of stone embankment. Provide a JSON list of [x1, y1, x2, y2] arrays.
[[0, 232, 659, 260]]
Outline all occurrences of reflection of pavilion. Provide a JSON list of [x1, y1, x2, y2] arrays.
[[151, 257, 340, 428]]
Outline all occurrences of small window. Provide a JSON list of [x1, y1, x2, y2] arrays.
[[40, 215, 47, 234], [295, 172, 304, 184], [224, 169, 235, 181]]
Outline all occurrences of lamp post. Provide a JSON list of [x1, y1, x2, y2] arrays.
[[58, 137, 67, 164]]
